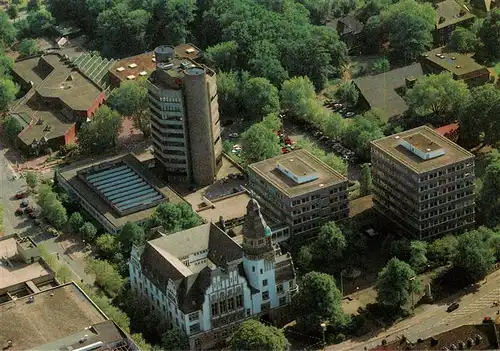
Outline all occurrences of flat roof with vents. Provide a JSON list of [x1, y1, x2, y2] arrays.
[[57, 154, 183, 230], [128, 63, 138, 68], [249, 149, 347, 198], [371, 125, 474, 174], [79, 162, 165, 216]]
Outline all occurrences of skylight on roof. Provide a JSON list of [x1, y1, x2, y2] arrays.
[[139, 71, 147, 76], [116, 67, 125, 72], [127, 75, 136, 80], [128, 63, 138, 68]]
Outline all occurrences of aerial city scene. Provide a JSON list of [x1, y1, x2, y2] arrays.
[[0, 0, 499, 350]]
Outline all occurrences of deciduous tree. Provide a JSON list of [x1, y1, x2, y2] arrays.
[[0, 12, 17, 46], [427, 235, 458, 266], [452, 230, 495, 283], [241, 77, 280, 120], [108, 81, 150, 138], [2, 115, 23, 143], [96, 233, 120, 258], [161, 329, 189, 350], [149, 202, 202, 234], [294, 271, 346, 332], [19, 39, 39, 57], [240, 122, 280, 163], [205, 40, 239, 72], [86, 258, 125, 297], [231, 320, 289, 351], [449, 27, 480, 53], [280, 76, 316, 117], [0, 77, 18, 112], [375, 257, 421, 309], [479, 9, 500, 59], [359, 163, 372, 196], [7, 5, 19, 21], [25, 171, 37, 190], [478, 158, 500, 228], [119, 221, 145, 256], [80, 222, 97, 241], [78, 106, 122, 155], [69, 212, 84, 232]]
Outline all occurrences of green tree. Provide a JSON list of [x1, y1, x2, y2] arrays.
[[311, 222, 347, 272], [372, 58, 390, 73], [375, 257, 421, 309], [449, 27, 480, 53], [118, 221, 145, 257], [149, 202, 202, 233], [452, 230, 495, 283], [96, 233, 120, 258], [280, 76, 316, 117], [26, 8, 54, 36], [409, 241, 428, 273], [161, 329, 189, 350], [363, 15, 384, 54], [96, 4, 151, 58], [0, 12, 17, 46], [382, 0, 436, 62], [108, 81, 150, 138], [78, 106, 122, 155], [459, 84, 500, 147], [359, 163, 372, 196], [297, 245, 313, 271], [294, 271, 346, 332], [216, 71, 242, 119], [0, 77, 19, 112], [7, 5, 19, 21], [295, 137, 347, 175], [337, 82, 359, 107], [260, 113, 283, 132], [405, 73, 470, 123], [37, 186, 67, 229], [427, 235, 459, 266], [248, 40, 289, 86], [2, 115, 23, 143], [479, 9, 500, 59], [205, 40, 239, 72], [231, 319, 289, 351], [86, 258, 125, 297], [478, 158, 500, 228], [27, 0, 42, 11], [240, 122, 280, 163], [19, 39, 39, 57], [0, 54, 14, 77], [241, 77, 280, 120], [79, 222, 97, 241], [69, 212, 84, 232], [342, 113, 384, 160], [25, 171, 37, 190]]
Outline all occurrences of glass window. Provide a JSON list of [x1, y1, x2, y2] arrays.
[[262, 291, 269, 300], [236, 294, 243, 308], [211, 302, 218, 316], [263, 279, 268, 286]]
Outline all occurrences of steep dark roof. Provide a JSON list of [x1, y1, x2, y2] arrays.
[[140, 223, 243, 313], [328, 15, 364, 36], [242, 199, 269, 240], [354, 63, 424, 120]]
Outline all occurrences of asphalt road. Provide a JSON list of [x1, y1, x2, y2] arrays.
[[331, 269, 500, 350]]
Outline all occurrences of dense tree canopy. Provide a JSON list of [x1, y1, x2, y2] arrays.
[[161, 329, 189, 350], [19, 39, 39, 57], [78, 106, 122, 155], [240, 122, 281, 163], [405, 73, 470, 124], [375, 257, 421, 309], [0, 12, 17, 46], [86, 258, 125, 297], [479, 9, 500, 59], [280, 76, 316, 116], [108, 81, 150, 138], [119, 222, 145, 257], [427, 235, 459, 266], [342, 112, 384, 160], [0, 77, 18, 112], [37, 185, 68, 229], [69, 212, 84, 232], [80, 222, 97, 241], [449, 27, 480, 53], [359, 163, 372, 196], [381, 0, 435, 62], [459, 84, 500, 147], [241, 77, 280, 120], [478, 157, 500, 228], [452, 230, 495, 283], [294, 271, 346, 332], [149, 202, 202, 233], [2, 115, 23, 143], [231, 320, 288, 351]]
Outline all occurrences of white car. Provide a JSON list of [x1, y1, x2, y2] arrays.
[[345, 112, 356, 118], [229, 133, 239, 138]]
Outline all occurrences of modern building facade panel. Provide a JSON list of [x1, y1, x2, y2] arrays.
[[147, 45, 222, 186], [248, 149, 349, 239], [371, 126, 475, 239]]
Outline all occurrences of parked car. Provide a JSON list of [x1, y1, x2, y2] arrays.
[[447, 302, 459, 312], [345, 112, 356, 118], [15, 208, 24, 216], [15, 192, 28, 199], [20, 199, 29, 208], [228, 132, 239, 139]]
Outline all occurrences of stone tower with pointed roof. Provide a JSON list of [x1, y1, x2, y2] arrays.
[[242, 198, 273, 260]]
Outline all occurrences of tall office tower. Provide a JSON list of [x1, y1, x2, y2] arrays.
[[147, 45, 222, 186], [371, 126, 475, 240]]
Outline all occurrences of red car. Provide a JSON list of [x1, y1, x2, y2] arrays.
[[15, 208, 24, 216], [15, 192, 28, 199]]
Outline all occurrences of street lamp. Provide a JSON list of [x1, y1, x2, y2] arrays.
[[320, 322, 327, 350]]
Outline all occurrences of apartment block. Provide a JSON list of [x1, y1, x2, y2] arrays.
[[248, 149, 349, 239], [371, 126, 475, 239], [147, 45, 222, 186], [129, 199, 296, 350]]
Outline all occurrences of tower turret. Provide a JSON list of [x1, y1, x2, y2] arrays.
[[242, 198, 273, 260]]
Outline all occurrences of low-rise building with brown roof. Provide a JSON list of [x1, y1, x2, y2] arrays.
[[421, 47, 490, 86], [434, 0, 475, 45], [10, 53, 106, 154], [248, 149, 349, 239], [129, 199, 296, 350], [371, 125, 475, 239]]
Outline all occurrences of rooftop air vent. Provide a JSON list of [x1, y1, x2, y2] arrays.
[[128, 63, 138, 68], [475, 335, 482, 344], [152, 57, 156, 62], [395, 135, 400, 139], [116, 67, 125, 72], [185, 48, 196, 54], [139, 71, 147, 76], [456, 65, 462, 69], [126, 75, 136, 80], [458, 341, 465, 349]]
